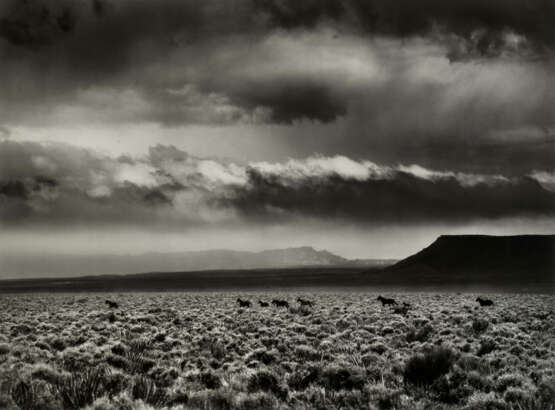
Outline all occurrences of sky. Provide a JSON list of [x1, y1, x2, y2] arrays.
[[0, 0, 554, 260]]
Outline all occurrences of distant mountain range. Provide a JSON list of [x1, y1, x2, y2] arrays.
[[0, 246, 396, 279], [0, 235, 552, 293]]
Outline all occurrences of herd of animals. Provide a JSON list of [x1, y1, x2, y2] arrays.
[[104, 295, 495, 313]]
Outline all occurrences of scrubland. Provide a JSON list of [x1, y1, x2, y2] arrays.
[[0, 292, 553, 409]]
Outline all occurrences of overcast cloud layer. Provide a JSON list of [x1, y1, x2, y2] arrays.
[[0, 0, 554, 174], [0, 1, 554, 257]]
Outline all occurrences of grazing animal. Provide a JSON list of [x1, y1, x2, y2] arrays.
[[272, 299, 289, 308], [105, 300, 119, 309], [297, 297, 313, 307], [258, 300, 269, 307], [476, 297, 494, 307], [377, 296, 397, 306], [236, 298, 251, 308]]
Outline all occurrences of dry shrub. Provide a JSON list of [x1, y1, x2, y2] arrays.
[[248, 370, 287, 399], [187, 389, 233, 410], [464, 391, 508, 410], [477, 338, 497, 356], [49, 338, 66, 352], [234, 392, 278, 410], [406, 324, 433, 343], [430, 370, 473, 404], [0, 343, 10, 355], [208, 338, 226, 360], [200, 371, 222, 389], [295, 345, 321, 361], [366, 384, 402, 410], [288, 366, 321, 391], [31, 364, 65, 385], [472, 318, 490, 333], [403, 346, 456, 386], [319, 364, 365, 391]]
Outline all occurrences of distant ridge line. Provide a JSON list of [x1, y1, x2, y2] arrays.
[[384, 234, 554, 292]]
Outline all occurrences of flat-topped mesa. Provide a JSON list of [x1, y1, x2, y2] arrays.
[[388, 234, 555, 275]]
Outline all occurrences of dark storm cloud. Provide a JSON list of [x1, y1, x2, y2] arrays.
[[0, 0, 75, 48], [1, 141, 554, 228], [229, 81, 347, 124], [0, 0, 255, 104], [255, 0, 555, 58], [0, 180, 28, 199], [1, 0, 553, 126], [228, 168, 555, 224]]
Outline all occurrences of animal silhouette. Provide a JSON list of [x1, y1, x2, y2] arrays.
[[377, 296, 397, 306], [258, 300, 269, 307], [272, 299, 289, 308], [297, 297, 313, 307], [476, 297, 494, 307], [236, 298, 251, 308], [105, 300, 119, 309]]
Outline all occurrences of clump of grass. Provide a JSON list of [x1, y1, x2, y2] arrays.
[[126, 339, 151, 361], [289, 305, 312, 316], [149, 366, 179, 389], [495, 373, 528, 393], [31, 364, 65, 385], [467, 371, 493, 392], [131, 376, 169, 407], [105, 353, 129, 370], [477, 338, 497, 356], [248, 348, 278, 365], [503, 387, 532, 403], [319, 364, 365, 391], [288, 366, 321, 391], [472, 317, 490, 333], [49, 337, 66, 352], [111, 343, 126, 356], [406, 324, 433, 343], [0, 343, 10, 355], [465, 391, 508, 409], [403, 346, 456, 386], [200, 371, 222, 389], [235, 391, 278, 410], [167, 389, 189, 407], [11, 380, 39, 410], [431, 370, 473, 404], [367, 384, 402, 409], [208, 338, 227, 360], [122, 339, 156, 374], [295, 345, 321, 361], [50, 366, 109, 409], [248, 370, 287, 399], [188, 389, 233, 410]]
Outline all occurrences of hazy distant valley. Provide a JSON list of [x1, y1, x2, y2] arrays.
[[1, 235, 552, 294], [0, 247, 395, 280]]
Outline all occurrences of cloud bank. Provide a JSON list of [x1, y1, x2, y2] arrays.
[[1, 141, 553, 228]]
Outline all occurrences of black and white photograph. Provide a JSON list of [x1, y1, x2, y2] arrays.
[[0, 0, 554, 408]]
